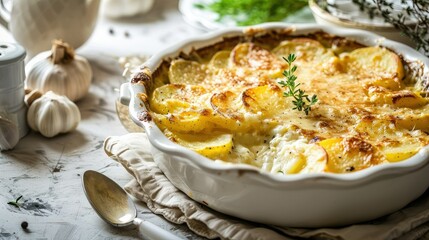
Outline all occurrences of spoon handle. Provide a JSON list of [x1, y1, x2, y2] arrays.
[[133, 218, 182, 240]]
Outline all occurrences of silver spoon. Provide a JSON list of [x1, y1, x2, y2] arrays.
[[82, 170, 181, 240]]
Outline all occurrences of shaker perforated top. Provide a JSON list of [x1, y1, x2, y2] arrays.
[[0, 42, 25, 65]]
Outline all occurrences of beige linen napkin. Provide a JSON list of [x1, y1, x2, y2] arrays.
[[104, 133, 429, 240]]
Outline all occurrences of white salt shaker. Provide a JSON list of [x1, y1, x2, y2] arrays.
[[0, 42, 28, 150]]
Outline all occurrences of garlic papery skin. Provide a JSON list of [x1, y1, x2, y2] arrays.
[[24, 89, 43, 107], [25, 40, 92, 102], [0, 115, 20, 151], [27, 91, 81, 138]]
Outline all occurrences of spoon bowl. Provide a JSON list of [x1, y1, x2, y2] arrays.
[[82, 170, 136, 227], [82, 170, 181, 240]]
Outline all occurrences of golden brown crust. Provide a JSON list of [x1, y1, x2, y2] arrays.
[[142, 29, 429, 174]]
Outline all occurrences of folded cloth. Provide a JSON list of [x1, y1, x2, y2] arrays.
[[104, 133, 429, 240]]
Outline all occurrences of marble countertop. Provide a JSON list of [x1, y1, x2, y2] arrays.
[[0, 1, 207, 239], [1, 1, 429, 239]]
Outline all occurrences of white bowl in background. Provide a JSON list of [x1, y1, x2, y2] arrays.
[[308, 0, 415, 47], [121, 23, 429, 227]]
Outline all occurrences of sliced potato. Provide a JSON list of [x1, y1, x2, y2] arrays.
[[165, 130, 233, 160], [286, 144, 327, 174], [242, 84, 289, 117], [209, 90, 267, 132], [367, 77, 402, 90], [150, 84, 209, 114], [354, 118, 425, 162], [367, 87, 428, 108], [341, 46, 404, 82], [382, 142, 421, 162], [230, 43, 250, 67], [318, 137, 384, 173], [153, 109, 245, 133], [273, 38, 335, 63], [210, 90, 243, 118], [300, 144, 328, 173], [168, 59, 209, 84], [390, 91, 428, 108], [395, 112, 429, 132], [209, 50, 231, 69], [284, 155, 306, 174], [262, 138, 327, 174], [354, 118, 395, 137], [210, 85, 288, 121], [231, 42, 285, 70], [211, 68, 270, 89], [152, 111, 216, 133]]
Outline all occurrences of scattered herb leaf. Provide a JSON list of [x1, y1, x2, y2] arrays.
[[278, 54, 318, 115], [8, 195, 23, 209]]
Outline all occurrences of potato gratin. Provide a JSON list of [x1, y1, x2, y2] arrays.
[[136, 31, 429, 174]]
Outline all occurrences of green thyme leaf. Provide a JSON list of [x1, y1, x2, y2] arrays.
[[7, 195, 23, 209], [278, 54, 318, 115]]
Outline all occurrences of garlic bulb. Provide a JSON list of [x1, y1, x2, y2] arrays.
[[0, 115, 20, 151], [5, 0, 100, 58], [102, 0, 154, 18], [27, 91, 81, 138], [25, 40, 92, 102]]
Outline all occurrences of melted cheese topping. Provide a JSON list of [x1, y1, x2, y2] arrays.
[[148, 37, 429, 174]]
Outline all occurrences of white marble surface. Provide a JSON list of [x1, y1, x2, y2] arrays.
[[0, 1, 207, 239]]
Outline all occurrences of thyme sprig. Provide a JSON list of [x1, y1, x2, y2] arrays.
[[351, 0, 429, 56], [7, 195, 23, 209], [278, 54, 318, 115]]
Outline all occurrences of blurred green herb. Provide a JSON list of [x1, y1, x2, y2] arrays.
[[278, 54, 318, 115], [351, 0, 429, 56], [194, 0, 308, 26], [8, 195, 23, 209]]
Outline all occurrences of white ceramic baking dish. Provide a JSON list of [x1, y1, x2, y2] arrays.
[[120, 23, 429, 228]]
